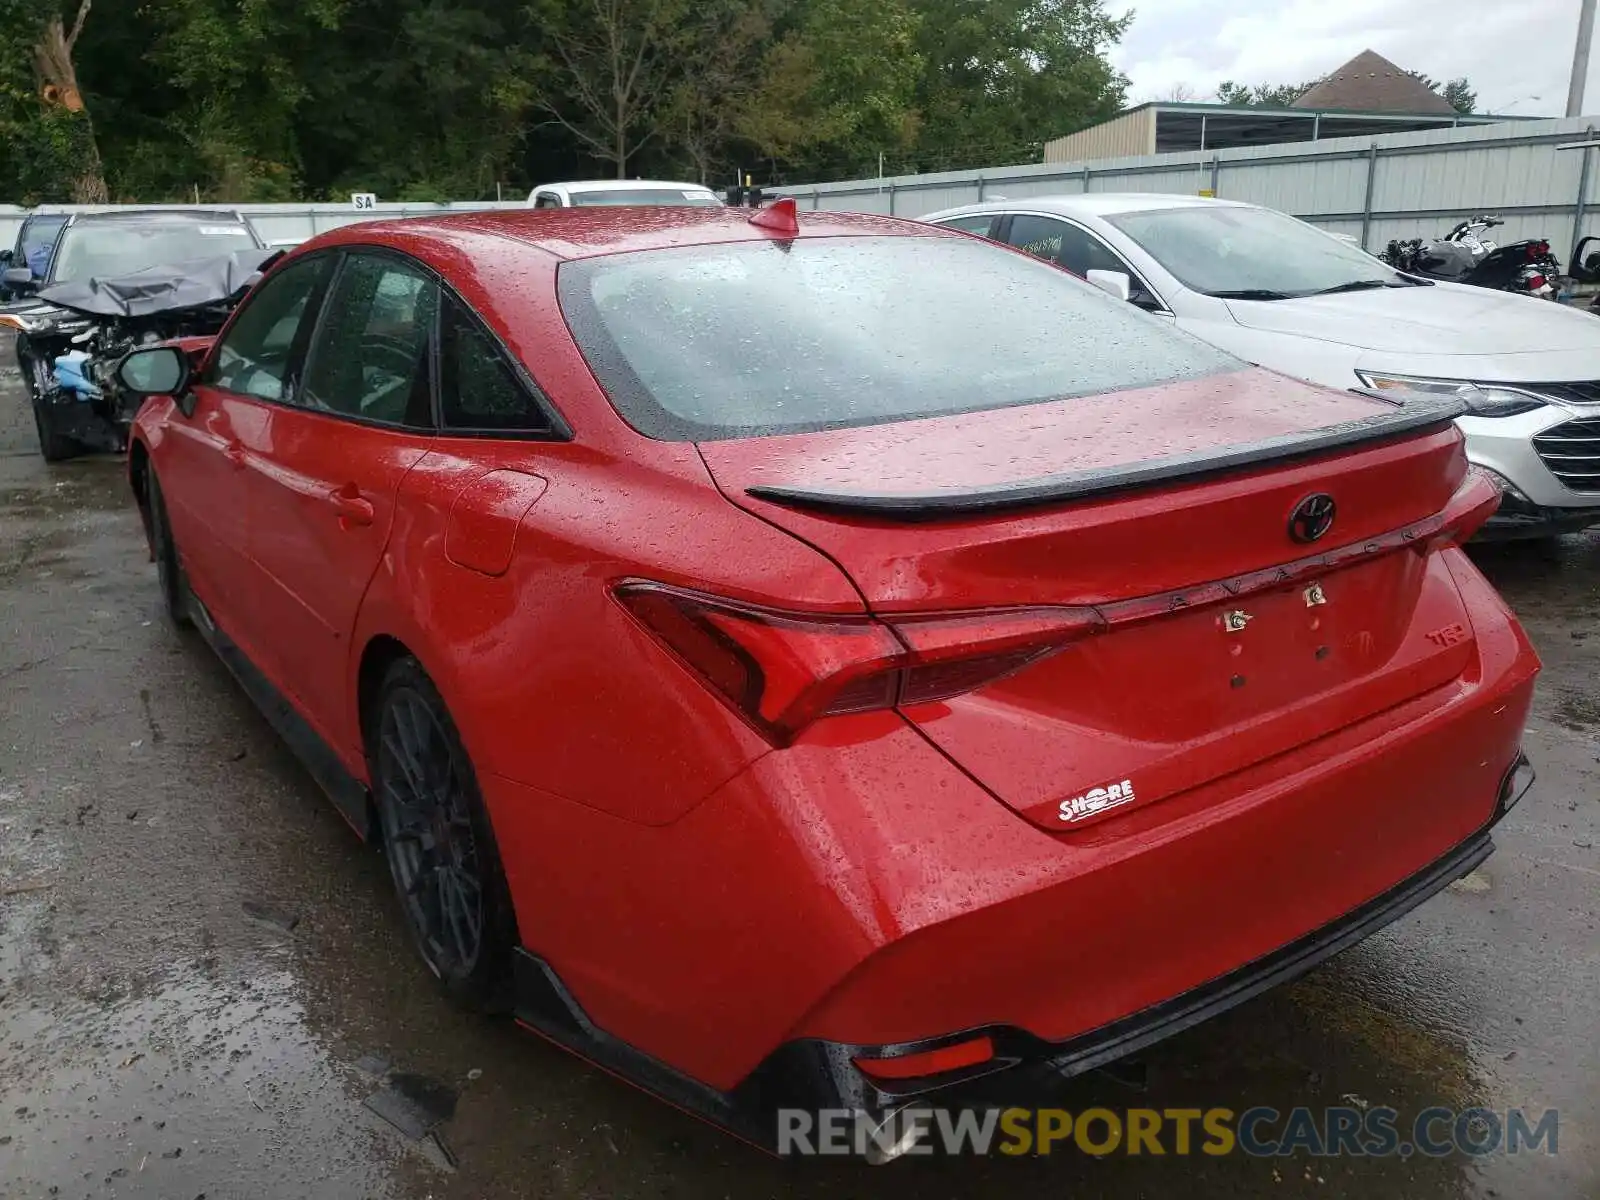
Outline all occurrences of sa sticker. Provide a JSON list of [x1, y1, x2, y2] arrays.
[[1059, 779, 1137, 824]]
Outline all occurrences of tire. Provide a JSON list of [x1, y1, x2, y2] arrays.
[[19, 342, 82, 463], [146, 470, 192, 628], [369, 658, 518, 1012]]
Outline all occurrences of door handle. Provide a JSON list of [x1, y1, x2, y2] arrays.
[[328, 484, 375, 528], [222, 440, 246, 468]]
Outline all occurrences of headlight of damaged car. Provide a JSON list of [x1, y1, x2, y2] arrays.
[[0, 312, 53, 335], [1356, 372, 1547, 418]]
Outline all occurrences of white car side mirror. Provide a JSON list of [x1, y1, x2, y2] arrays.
[[1086, 269, 1132, 303]]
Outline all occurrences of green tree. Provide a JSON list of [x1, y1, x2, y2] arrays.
[[660, 0, 784, 185], [904, 0, 1128, 173], [1410, 73, 1476, 115], [0, 0, 107, 202], [141, 0, 347, 200], [526, 0, 693, 179], [741, 0, 921, 179], [1215, 80, 1320, 108], [1442, 79, 1475, 114], [0, 0, 1133, 201], [1217, 73, 1477, 115], [296, 0, 534, 199]]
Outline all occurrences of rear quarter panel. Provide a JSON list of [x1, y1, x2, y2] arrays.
[[347, 437, 865, 830], [349, 436, 823, 826]]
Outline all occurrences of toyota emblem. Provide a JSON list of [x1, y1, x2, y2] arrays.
[[1288, 493, 1336, 543]]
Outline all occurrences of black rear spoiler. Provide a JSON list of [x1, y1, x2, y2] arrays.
[[745, 393, 1466, 521]]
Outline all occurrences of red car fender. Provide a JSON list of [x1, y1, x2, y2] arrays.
[[127, 403, 178, 556], [341, 522, 483, 788]]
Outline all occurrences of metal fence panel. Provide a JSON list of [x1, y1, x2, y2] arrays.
[[1231, 154, 1369, 215], [786, 116, 1600, 258], [988, 173, 1093, 201]]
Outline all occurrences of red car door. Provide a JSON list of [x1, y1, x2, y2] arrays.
[[156, 386, 249, 630], [161, 255, 335, 657], [237, 251, 437, 758]]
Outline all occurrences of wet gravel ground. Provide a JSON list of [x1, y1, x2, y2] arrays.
[[0, 361, 1596, 1199]]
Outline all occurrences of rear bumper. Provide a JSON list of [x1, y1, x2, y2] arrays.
[[769, 751, 1532, 1111], [512, 753, 1533, 1149], [490, 551, 1538, 1149]]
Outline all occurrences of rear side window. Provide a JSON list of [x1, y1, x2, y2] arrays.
[[1003, 214, 1089, 270], [936, 214, 999, 238], [440, 297, 553, 433], [559, 235, 1237, 441]]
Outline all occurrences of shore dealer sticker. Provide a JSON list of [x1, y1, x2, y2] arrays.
[[1059, 779, 1137, 824]]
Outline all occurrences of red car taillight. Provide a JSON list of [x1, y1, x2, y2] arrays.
[[615, 581, 1103, 745]]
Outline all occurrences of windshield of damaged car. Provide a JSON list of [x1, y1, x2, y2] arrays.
[[48, 220, 259, 285], [560, 234, 1240, 440]]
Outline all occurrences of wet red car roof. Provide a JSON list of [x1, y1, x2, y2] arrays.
[[309, 206, 937, 261]]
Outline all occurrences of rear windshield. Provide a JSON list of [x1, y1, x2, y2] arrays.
[[560, 234, 1238, 440], [569, 189, 723, 208]]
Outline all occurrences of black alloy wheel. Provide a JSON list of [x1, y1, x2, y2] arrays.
[[371, 658, 516, 1011]]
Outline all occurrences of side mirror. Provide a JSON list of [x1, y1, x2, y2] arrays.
[[117, 346, 191, 403], [4, 266, 35, 288], [1086, 269, 1132, 303]]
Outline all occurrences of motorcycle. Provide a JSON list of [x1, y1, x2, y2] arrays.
[[1380, 216, 1564, 300]]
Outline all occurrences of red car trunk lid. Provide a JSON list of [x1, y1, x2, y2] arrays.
[[700, 369, 1480, 830]]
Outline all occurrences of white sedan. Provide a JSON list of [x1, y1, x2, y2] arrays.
[[923, 194, 1600, 539], [527, 180, 723, 208]]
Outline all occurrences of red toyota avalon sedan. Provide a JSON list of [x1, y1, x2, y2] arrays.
[[117, 201, 1538, 1151]]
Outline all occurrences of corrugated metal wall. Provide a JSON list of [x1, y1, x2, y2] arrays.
[[784, 116, 1600, 258], [1043, 109, 1156, 163]]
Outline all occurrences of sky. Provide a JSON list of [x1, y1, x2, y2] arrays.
[[1104, 0, 1600, 116]]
